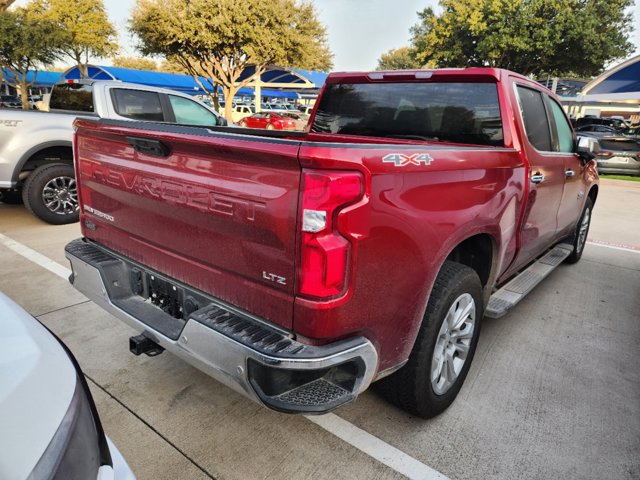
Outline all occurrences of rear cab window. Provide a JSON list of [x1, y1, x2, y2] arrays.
[[49, 84, 95, 113], [111, 89, 164, 121], [311, 81, 504, 146]]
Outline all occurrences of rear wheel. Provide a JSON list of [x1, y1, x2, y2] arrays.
[[22, 163, 79, 224], [376, 261, 483, 418], [565, 197, 593, 264]]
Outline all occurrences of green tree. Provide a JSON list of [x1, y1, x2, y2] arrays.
[[410, 0, 634, 77], [112, 56, 158, 71], [0, 5, 62, 109], [376, 47, 421, 70], [158, 57, 189, 74], [130, 0, 333, 120], [32, 0, 118, 78]]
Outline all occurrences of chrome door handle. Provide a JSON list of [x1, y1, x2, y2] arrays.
[[565, 169, 575, 177], [530, 174, 545, 184]]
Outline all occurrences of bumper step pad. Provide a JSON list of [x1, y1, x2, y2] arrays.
[[485, 243, 573, 318], [276, 379, 350, 407]]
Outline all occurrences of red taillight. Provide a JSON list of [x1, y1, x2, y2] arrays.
[[298, 170, 363, 298], [598, 151, 613, 157]]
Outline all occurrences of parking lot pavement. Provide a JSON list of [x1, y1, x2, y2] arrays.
[[1, 179, 639, 480]]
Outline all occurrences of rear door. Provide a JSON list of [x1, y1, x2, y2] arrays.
[[74, 119, 302, 329], [510, 83, 566, 267]]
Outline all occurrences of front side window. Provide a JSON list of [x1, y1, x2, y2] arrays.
[[311, 81, 504, 146], [112, 89, 163, 121], [168, 95, 218, 126], [548, 99, 574, 153], [516, 86, 552, 151]]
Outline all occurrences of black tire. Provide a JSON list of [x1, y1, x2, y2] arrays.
[[565, 197, 593, 264], [22, 163, 79, 225], [376, 261, 483, 418], [0, 190, 23, 204]]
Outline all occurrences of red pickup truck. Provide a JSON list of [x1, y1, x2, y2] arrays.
[[65, 68, 598, 418]]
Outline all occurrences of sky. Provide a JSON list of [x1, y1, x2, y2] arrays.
[[108, 0, 435, 71], [13, 0, 640, 72]]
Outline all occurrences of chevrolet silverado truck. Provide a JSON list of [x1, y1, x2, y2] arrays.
[[0, 80, 226, 224], [65, 68, 598, 418]]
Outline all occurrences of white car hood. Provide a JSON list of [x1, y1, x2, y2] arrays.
[[0, 292, 77, 480]]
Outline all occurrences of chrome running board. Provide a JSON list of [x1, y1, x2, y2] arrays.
[[485, 243, 573, 319]]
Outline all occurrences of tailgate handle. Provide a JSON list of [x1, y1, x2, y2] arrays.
[[127, 136, 171, 157]]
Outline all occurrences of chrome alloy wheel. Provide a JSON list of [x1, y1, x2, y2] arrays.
[[576, 207, 591, 254], [42, 176, 78, 216], [431, 293, 476, 395]]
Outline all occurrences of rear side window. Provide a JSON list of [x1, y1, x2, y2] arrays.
[[311, 82, 504, 146], [516, 86, 552, 151], [168, 95, 218, 126], [49, 84, 94, 112], [599, 139, 640, 151], [112, 89, 164, 121]]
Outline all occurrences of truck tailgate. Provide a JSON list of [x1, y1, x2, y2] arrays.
[[74, 119, 301, 329]]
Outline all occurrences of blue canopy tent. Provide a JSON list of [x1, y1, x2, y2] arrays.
[[237, 65, 327, 90], [61, 65, 322, 100], [1, 68, 63, 94], [569, 55, 640, 121]]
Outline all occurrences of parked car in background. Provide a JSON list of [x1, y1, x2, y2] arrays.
[[576, 124, 622, 137], [583, 136, 640, 175], [230, 104, 255, 123], [0, 95, 21, 108], [620, 126, 640, 143], [237, 111, 298, 130], [279, 111, 308, 130], [298, 105, 314, 115], [0, 292, 135, 480], [576, 116, 630, 130], [266, 103, 298, 113], [0, 80, 227, 224], [27, 95, 43, 109], [250, 103, 273, 111]]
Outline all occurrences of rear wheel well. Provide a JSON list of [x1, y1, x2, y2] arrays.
[[588, 185, 598, 206], [18, 146, 74, 181], [445, 234, 494, 287]]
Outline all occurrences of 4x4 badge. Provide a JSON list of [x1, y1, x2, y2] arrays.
[[383, 153, 433, 167]]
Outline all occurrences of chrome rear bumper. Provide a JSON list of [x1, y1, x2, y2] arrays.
[[65, 238, 378, 414]]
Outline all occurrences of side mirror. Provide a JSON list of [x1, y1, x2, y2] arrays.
[[217, 116, 228, 127], [576, 136, 597, 162]]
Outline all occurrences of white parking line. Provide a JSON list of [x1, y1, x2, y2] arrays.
[[0, 232, 71, 279], [0, 232, 449, 480], [306, 413, 449, 480], [586, 240, 640, 255]]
